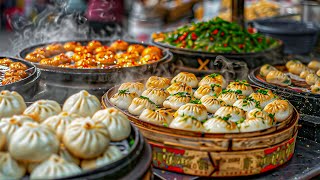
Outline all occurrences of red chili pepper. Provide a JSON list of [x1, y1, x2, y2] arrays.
[[191, 32, 197, 41], [221, 32, 225, 36], [248, 27, 255, 34], [238, 44, 244, 49], [212, 29, 219, 35], [178, 32, 188, 41], [223, 43, 228, 47], [257, 37, 262, 43], [210, 37, 214, 41]]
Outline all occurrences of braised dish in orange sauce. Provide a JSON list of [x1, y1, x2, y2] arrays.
[[0, 58, 30, 86], [25, 40, 163, 69]]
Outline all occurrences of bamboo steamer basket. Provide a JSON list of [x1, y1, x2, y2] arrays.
[[102, 84, 299, 177]]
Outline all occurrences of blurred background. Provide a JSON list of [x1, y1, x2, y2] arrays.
[[0, 0, 317, 54]]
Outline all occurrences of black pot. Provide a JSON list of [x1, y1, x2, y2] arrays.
[[0, 56, 40, 101], [152, 39, 284, 69], [18, 40, 173, 84], [248, 67, 320, 116]]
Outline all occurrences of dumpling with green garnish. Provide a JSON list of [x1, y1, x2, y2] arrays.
[[194, 84, 222, 99], [141, 88, 169, 106], [198, 73, 227, 88], [217, 90, 245, 106], [249, 89, 276, 108], [214, 106, 246, 123], [175, 103, 208, 121], [169, 116, 204, 132], [171, 72, 198, 88], [139, 108, 173, 126], [128, 96, 157, 116], [233, 97, 260, 112], [200, 95, 225, 114], [226, 80, 254, 96], [163, 92, 193, 110], [266, 70, 291, 87], [260, 64, 277, 77], [204, 116, 239, 133], [166, 82, 193, 95], [110, 90, 138, 110]]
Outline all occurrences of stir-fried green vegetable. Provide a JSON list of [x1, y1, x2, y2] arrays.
[[153, 17, 279, 53]]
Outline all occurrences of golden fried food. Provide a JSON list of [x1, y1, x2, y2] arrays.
[[24, 40, 163, 69], [9, 62, 28, 71], [142, 46, 162, 57], [127, 44, 145, 54], [0, 58, 13, 66], [2, 76, 22, 85], [87, 40, 102, 52], [64, 41, 81, 51], [4, 70, 28, 78], [110, 40, 129, 51], [25, 53, 46, 63]]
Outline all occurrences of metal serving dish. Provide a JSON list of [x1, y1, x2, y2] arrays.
[[0, 56, 40, 101], [19, 40, 173, 84], [248, 66, 320, 116], [152, 38, 284, 69]]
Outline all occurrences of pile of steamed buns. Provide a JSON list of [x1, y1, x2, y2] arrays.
[[0, 90, 131, 179], [110, 72, 294, 133], [261, 59, 320, 94]]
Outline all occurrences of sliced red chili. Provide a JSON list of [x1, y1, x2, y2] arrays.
[[191, 32, 198, 41], [223, 43, 228, 47], [238, 44, 244, 49], [212, 29, 219, 35], [178, 32, 188, 41], [221, 32, 225, 36]]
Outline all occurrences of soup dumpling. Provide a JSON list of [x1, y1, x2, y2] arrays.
[[0, 115, 34, 150], [141, 88, 169, 106], [118, 82, 144, 96], [167, 82, 193, 95], [263, 99, 293, 123], [308, 60, 320, 71], [110, 90, 138, 110], [214, 106, 246, 123], [171, 72, 198, 88], [260, 64, 277, 77], [226, 80, 254, 96], [63, 90, 101, 117], [0, 152, 26, 179], [42, 112, 80, 141], [300, 69, 314, 79], [204, 116, 239, 133], [194, 84, 222, 99], [175, 103, 208, 121], [30, 154, 81, 180], [200, 95, 225, 114], [139, 108, 173, 126], [81, 146, 123, 170], [169, 116, 204, 132], [9, 122, 60, 162], [0, 90, 27, 118], [63, 117, 110, 159], [128, 96, 157, 116], [92, 108, 131, 141], [311, 81, 320, 94], [163, 92, 192, 110], [266, 70, 291, 86], [24, 100, 61, 122], [198, 73, 227, 88], [146, 76, 170, 89]]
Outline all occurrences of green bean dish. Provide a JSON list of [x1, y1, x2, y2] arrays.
[[152, 17, 279, 53]]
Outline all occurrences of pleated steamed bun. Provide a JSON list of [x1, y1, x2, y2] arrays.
[[92, 108, 131, 141], [204, 116, 239, 133], [30, 154, 81, 180], [0, 115, 34, 150], [81, 146, 123, 170], [24, 100, 61, 122], [0, 90, 27, 118], [263, 99, 293, 122], [9, 122, 60, 163], [63, 117, 110, 159], [63, 90, 101, 117], [110, 90, 138, 109], [171, 72, 198, 88], [0, 152, 26, 179], [169, 116, 204, 132], [139, 108, 173, 127], [42, 112, 80, 141]]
